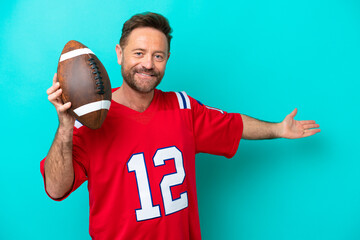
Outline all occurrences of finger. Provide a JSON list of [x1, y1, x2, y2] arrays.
[[303, 129, 321, 137], [58, 102, 71, 113], [46, 81, 60, 95], [303, 123, 320, 129], [53, 73, 58, 85], [48, 88, 63, 102], [299, 120, 316, 125]]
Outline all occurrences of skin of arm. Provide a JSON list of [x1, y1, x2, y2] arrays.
[[241, 108, 320, 140], [44, 73, 75, 199]]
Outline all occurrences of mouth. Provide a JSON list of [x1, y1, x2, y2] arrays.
[[138, 72, 153, 76], [136, 72, 156, 79]]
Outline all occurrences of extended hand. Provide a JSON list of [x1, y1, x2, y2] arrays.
[[280, 108, 320, 139]]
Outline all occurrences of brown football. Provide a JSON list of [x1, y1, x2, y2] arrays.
[[57, 40, 112, 129]]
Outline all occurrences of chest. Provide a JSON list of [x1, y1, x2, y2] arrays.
[[86, 108, 195, 185], [85, 109, 197, 220]]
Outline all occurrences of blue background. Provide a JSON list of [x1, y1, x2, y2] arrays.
[[1, 0, 359, 239]]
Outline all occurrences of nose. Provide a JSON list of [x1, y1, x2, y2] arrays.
[[141, 55, 154, 70]]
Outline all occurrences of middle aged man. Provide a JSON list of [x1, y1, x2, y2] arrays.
[[42, 12, 320, 240]]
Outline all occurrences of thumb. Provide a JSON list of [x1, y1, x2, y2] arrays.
[[288, 108, 298, 118]]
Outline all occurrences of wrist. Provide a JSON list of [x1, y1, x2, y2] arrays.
[[58, 117, 75, 132], [274, 122, 284, 138], [57, 124, 74, 141]]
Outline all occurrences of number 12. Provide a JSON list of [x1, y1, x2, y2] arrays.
[[127, 146, 188, 221]]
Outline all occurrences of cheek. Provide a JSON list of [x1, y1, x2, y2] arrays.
[[156, 62, 167, 72], [123, 61, 138, 73], [123, 55, 140, 68]]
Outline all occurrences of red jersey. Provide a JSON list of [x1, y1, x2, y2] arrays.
[[40, 89, 243, 240]]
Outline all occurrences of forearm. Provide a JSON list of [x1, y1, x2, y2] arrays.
[[241, 114, 282, 140], [44, 126, 74, 199]]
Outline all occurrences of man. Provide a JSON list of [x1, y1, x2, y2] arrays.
[[41, 12, 320, 240]]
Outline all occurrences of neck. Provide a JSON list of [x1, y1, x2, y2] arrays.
[[112, 82, 154, 113]]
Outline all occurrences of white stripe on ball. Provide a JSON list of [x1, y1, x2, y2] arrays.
[[73, 100, 111, 116], [60, 48, 95, 62]]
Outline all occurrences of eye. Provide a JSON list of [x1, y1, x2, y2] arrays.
[[134, 52, 143, 57], [155, 54, 164, 61]]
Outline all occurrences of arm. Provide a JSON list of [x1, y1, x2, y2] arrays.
[[44, 73, 75, 199], [241, 108, 320, 140]]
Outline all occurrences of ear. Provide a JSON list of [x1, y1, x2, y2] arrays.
[[167, 52, 171, 60], [115, 44, 123, 65]]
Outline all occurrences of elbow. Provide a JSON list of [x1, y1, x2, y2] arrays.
[[47, 190, 65, 200], [46, 184, 68, 200], [45, 179, 73, 200]]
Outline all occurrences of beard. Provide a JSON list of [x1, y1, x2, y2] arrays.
[[121, 64, 164, 94]]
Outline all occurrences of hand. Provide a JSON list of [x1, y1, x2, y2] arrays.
[[279, 108, 320, 139], [47, 73, 75, 129]]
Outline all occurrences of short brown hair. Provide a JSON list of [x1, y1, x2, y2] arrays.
[[119, 12, 173, 51]]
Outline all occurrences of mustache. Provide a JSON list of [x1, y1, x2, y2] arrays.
[[135, 67, 159, 76]]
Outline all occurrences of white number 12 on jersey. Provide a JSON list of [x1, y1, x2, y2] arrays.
[[127, 146, 188, 221]]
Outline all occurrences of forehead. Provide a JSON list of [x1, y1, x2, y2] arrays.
[[125, 27, 168, 52]]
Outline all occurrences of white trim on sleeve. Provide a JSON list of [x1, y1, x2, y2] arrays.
[[175, 91, 191, 110]]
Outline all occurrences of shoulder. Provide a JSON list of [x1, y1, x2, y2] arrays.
[[156, 89, 199, 110], [111, 87, 120, 93], [73, 120, 93, 136]]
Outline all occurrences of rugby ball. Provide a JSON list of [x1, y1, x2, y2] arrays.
[[57, 40, 111, 129]]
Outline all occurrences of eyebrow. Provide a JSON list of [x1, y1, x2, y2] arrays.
[[132, 48, 167, 55], [132, 48, 146, 52]]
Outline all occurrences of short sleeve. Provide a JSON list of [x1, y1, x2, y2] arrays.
[[190, 96, 243, 158], [40, 125, 89, 201]]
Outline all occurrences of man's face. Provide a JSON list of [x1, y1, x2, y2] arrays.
[[116, 27, 170, 94]]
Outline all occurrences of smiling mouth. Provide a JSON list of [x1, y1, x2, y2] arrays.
[[136, 72, 156, 78]]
